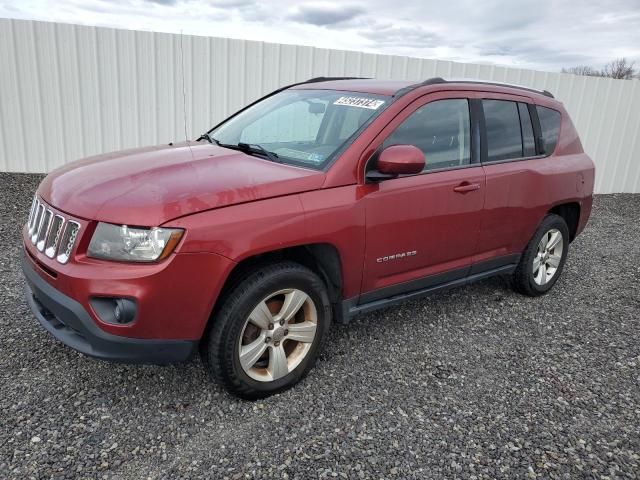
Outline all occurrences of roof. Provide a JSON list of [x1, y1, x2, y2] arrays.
[[292, 76, 555, 99], [292, 78, 414, 96]]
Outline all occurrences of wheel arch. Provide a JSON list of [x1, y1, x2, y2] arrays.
[[205, 243, 345, 336], [549, 202, 581, 242]]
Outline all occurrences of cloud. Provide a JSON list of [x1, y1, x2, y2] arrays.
[[359, 23, 441, 49], [144, 0, 255, 6], [1, 0, 638, 72], [209, 0, 255, 7], [480, 45, 591, 67], [478, 47, 513, 57], [288, 2, 364, 26]]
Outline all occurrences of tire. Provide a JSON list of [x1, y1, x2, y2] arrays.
[[202, 262, 331, 399], [512, 214, 570, 297]]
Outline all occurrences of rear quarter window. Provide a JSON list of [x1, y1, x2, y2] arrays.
[[536, 106, 562, 155]]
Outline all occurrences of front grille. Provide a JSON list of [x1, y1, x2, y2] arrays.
[[27, 196, 81, 264]]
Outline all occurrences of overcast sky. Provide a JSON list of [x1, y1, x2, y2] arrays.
[[1, 0, 639, 72]]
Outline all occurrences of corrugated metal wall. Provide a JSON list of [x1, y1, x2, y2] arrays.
[[1, 18, 639, 193]]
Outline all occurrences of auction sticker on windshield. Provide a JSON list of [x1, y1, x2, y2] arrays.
[[334, 96, 385, 110]]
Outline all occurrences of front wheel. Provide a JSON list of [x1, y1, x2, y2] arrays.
[[512, 214, 570, 296], [202, 262, 331, 399]]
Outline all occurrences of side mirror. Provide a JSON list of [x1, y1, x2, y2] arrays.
[[366, 145, 425, 181]]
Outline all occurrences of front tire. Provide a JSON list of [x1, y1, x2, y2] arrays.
[[202, 262, 331, 399], [513, 214, 569, 297]]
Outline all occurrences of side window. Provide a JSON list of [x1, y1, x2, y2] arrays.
[[384, 99, 471, 172], [537, 106, 561, 154], [518, 103, 536, 157], [483, 100, 523, 162], [240, 99, 327, 144]]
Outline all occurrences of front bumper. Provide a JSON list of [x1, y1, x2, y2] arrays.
[[22, 254, 197, 364]]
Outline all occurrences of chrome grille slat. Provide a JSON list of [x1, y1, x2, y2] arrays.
[[29, 200, 40, 235], [56, 221, 81, 265], [36, 209, 53, 251], [45, 215, 65, 258], [26, 197, 81, 264], [28, 198, 37, 233], [31, 204, 45, 244], [27, 197, 37, 231]]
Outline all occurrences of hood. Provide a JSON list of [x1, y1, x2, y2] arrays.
[[39, 142, 325, 226]]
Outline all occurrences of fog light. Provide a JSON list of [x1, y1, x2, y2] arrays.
[[90, 297, 137, 325]]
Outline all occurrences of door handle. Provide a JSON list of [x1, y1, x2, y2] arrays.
[[453, 182, 481, 193]]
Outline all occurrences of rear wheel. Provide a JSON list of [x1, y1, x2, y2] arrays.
[[513, 214, 569, 296], [202, 262, 331, 399]]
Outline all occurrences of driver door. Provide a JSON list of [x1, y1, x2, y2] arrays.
[[359, 92, 486, 302]]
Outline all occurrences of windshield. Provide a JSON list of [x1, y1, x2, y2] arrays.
[[210, 89, 389, 169]]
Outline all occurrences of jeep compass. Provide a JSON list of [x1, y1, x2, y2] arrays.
[[22, 77, 595, 398]]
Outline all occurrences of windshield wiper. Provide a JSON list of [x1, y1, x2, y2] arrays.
[[237, 142, 280, 163], [197, 132, 217, 144], [201, 136, 281, 163]]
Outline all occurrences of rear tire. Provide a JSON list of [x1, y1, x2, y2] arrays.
[[513, 214, 569, 297], [202, 262, 331, 399]]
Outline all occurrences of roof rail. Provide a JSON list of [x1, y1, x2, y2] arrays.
[[392, 77, 446, 98], [447, 79, 555, 98], [418, 77, 447, 86], [394, 77, 554, 99], [305, 76, 370, 83]]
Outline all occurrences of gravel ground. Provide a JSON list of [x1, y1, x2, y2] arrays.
[[0, 171, 639, 479]]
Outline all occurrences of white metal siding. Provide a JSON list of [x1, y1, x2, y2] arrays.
[[1, 18, 639, 193]]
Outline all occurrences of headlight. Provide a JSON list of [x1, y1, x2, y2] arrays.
[[87, 223, 184, 262]]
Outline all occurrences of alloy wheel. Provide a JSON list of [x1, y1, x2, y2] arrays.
[[533, 228, 564, 286], [238, 289, 318, 382]]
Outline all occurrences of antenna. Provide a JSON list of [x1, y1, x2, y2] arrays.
[[179, 30, 195, 160]]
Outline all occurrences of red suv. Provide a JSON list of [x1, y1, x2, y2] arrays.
[[22, 77, 594, 398]]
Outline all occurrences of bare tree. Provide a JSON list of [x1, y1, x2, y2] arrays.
[[601, 58, 635, 79], [561, 65, 601, 76], [562, 58, 636, 79]]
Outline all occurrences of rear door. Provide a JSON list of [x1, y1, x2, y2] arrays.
[[473, 94, 550, 267], [359, 92, 486, 302]]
